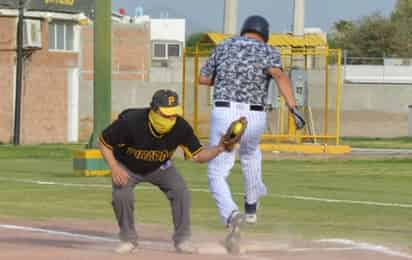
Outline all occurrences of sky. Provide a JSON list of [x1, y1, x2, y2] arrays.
[[112, 0, 397, 35]]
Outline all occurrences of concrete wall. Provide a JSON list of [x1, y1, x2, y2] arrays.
[[340, 83, 411, 137], [81, 23, 151, 81], [78, 80, 181, 140], [79, 62, 412, 140], [345, 65, 412, 84]]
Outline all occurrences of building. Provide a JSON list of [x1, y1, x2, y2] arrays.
[[0, 1, 91, 144], [0, 1, 186, 144], [150, 18, 185, 67]]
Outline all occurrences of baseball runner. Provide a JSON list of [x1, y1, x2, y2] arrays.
[[199, 15, 305, 254], [98, 89, 244, 254]]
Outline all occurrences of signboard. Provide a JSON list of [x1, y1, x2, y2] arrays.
[[0, 0, 95, 14]]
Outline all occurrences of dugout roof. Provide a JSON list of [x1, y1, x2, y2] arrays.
[[202, 32, 327, 48]]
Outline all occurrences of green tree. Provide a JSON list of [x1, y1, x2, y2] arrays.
[[329, 0, 412, 58], [356, 13, 396, 57], [392, 0, 412, 21], [391, 0, 412, 57], [328, 13, 396, 59], [328, 20, 355, 49]]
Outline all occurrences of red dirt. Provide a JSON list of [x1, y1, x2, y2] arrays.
[[0, 217, 409, 260]]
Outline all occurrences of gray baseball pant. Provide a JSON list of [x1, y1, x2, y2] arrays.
[[112, 163, 191, 246]]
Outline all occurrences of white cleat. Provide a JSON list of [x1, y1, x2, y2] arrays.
[[224, 210, 246, 254], [175, 239, 198, 254], [114, 242, 137, 254]]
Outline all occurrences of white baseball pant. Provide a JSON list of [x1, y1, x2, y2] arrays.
[[208, 101, 268, 224]]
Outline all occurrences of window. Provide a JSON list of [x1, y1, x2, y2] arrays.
[[48, 21, 77, 51], [152, 42, 181, 60], [154, 43, 166, 58], [168, 44, 180, 57]]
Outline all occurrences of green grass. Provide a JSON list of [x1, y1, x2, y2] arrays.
[[342, 136, 412, 149], [0, 143, 86, 159], [0, 144, 411, 250]]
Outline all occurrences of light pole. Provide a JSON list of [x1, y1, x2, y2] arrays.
[[13, 0, 25, 145], [223, 0, 237, 34], [87, 0, 112, 148], [293, 0, 305, 37]]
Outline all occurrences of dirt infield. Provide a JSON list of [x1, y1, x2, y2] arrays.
[[0, 218, 410, 260]]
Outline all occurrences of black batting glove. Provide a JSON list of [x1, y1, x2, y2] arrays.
[[290, 107, 306, 130]]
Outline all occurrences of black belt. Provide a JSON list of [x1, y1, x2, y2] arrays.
[[214, 101, 264, 111]]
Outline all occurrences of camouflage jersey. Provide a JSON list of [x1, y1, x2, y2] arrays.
[[200, 36, 282, 105]]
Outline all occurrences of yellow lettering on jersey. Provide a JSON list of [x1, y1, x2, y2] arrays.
[[126, 147, 171, 162]]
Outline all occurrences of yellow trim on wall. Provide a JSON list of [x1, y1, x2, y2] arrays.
[[259, 144, 351, 154], [73, 149, 103, 159]]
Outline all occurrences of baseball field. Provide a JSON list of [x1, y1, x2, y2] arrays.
[[0, 142, 411, 260]]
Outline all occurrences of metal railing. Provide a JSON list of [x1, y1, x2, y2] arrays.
[[182, 47, 343, 146]]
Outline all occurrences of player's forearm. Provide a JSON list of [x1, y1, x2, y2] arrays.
[[192, 145, 225, 163], [98, 140, 120, 170], [199, 75, 213, 86], [276, 75, 296, 109]]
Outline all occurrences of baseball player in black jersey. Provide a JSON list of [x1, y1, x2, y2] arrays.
[[98, 89, 228, 254]]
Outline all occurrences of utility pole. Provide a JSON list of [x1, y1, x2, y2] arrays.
[[288, 0, 308, 138], [293, 0, 305, 36], [13, 0, 25, 145], [223, 0, 237, 34], [87, 0, 112, 148]]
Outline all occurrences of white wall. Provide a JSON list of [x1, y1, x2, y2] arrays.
[[150, 18, 185, 43], [344, 65, 412, 84], [67, 68, 79, 143]]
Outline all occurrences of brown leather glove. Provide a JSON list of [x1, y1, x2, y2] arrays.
[[220, 117, 248, 152]]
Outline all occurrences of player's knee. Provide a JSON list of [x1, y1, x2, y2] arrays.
[[112, 188, 134, 204], [207, 175, 227, 189], [167, 183, 189, 200], [240, 150, 260, 163], [208, 166, 233, 178]]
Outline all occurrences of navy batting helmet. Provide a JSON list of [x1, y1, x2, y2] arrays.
[[240, 15, 270, 42]]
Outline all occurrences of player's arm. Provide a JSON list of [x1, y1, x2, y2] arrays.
[[98, 138, 129, 186], [191, 144, 225, 163], [98, 120, 130, 186], [199, 48, 218, 86], [199, 75, 213, 86], [179, 118, 226, 163], [98, 139, 126, 183], [267, 67, 306, 129], [267, 67, 296, 109]]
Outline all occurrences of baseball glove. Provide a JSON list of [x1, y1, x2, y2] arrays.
[[221, 117, 248, 152]]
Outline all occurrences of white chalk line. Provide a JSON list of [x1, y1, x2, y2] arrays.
[[318, 239, 412, 259], [0, 224, 171, 250], [1, 177, 412, 209], [288, 247, 360, 252], [1, 224, 411, 258]]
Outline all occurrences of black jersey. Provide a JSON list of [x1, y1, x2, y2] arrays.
[[99, 108, 203, 174]]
